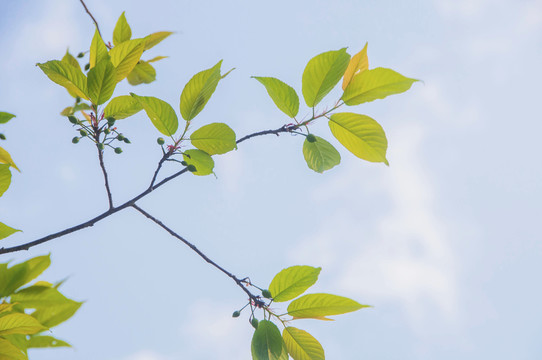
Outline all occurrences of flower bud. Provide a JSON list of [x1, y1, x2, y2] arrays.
[[68, 116, 78, 124], [84, 63, 90, 71], [79, 129, 88, 137], [77, 52, 84, 58], [97, 143, 105, 151], [180, 161, 187, 166], [72, 137, 80, 144], [0, 133, 6, 140], [306, 134, 317, 143], [157, 137, 165, 145], [117, 134, 125, 141], [262, 289, 272, 299], [232, 311, 241, 318], [187, 164, 197, 172], [123, 138, 131, 144], [251, 318, 259, 329], [114, 147, 123, 154], [104, 128, 111, 135]]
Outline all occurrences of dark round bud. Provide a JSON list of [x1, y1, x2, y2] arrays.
[[0, 133, 6, 140], [157, 137, 165, 145], [251, 318, 259, 329], [104, 128, 111, 135], [84, 63, 90, 71], [75, 96, 81, 104], [72, 137, 80, 144], [68, 116, 78, 124], [232, 311, 241, 318], [117, 134, 125, 141], [79, 129, 88, 137], [306, 134, 317, 143], [123, 138, 131, 144], [114, 147, 123, 154], [187, 164, 197, 172], [262, 289, 272, 299], [97, 143, 105, 151], [77, 52, 84, 58], [180, 161, 188, 166]]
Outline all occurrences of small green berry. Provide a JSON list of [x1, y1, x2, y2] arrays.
[[72, 137, 80, 144], [114, 147, 123, 154], [232, 311, 241, 318], [157, 137, 165, 145], [306, 134, 317, 143], [68, 116, 78, 124], [123, 138, 131, 144], [262, 289, 272, 299], [187, 164, 197, 172], [77, 52, 84, 58], [251, 318, 259, 329], [75, 96, 81, 104], [117, 134, 125, 141], [180, 161, 188, 166], [84, 63, 90, 71], [97, 143, 105, 151], [0, 133, 6, 140], [104, 128, 111, 135], [79, 129, 88, 137]]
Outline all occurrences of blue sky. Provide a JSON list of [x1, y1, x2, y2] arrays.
[[1, 0, 541, 359]]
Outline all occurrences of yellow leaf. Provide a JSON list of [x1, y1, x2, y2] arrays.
[[342, 42, 368, 90], [0, 147, 19, 172]]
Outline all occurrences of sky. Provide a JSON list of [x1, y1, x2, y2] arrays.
[[0, 0, 541, 359]]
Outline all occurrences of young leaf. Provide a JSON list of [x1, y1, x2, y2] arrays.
[[328, 113, 388, 165], [87, 59, 117, 105], [147, 56, 168, 63], [342, 67, 418, 105], [36, 60, 89, 100], [0, 222, 21, 241], [182, 149, 215, 176], [342, 42, 368, 90], [302, 48, 350, 107], [282, 327, 325, 360], [180, 60, 222, 121], [61, 50, 80, 70], [0, 255, 50, 297], [287, 293, 369, 319], [0, 146, 19, 171], [104, 95, 143, 120], [0, 338, 26, 360], [252, 76, 299, 118], [110, 39, 145, 82], [251, 320, 288, 360], [74, 103, 92, 112], [89, 28, 109, 69], [303, 136, 341, 173], [32, 301, 82, 328], [0, 164, 11, 197], [130, 94, 178, 135], [190, 123, 236, 155], [60, 107, 74, 116], [113, 12, 132, 46], [0, 112, 15, 124], [127, 61, 156, 85], [269, 266, 321, 302], [27, 335, 71, 348], [0, 313, 46, 336], [144, 31, 173, 50]]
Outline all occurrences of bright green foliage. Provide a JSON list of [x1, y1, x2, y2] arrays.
[[148, 56, 168, 63], [110, 39, 145, 82], [26, 335, 70, 348], [182, 149, 214, 176], [89, 29, 109, 68], [36, 60, 89, 100], [0, 112, 15, 124], [342, 67, 417, 105], [302, 136, 341, 173], [0, 222, 21, 241], [269, 266, 321, 302], [0, 255, 50, 297], [287, 293, 369, 320], [251, 320, 288, 360], [144, 31, 173, 50], [113, 12, 132, 46], [87, 59, 117, 105], [0, 337, 26, 360], [302, 48, 350, 107], [127, 61, 156, 85], [282, 327, 325, 360], [131, 94, 179, 135], [190, 123, 236, 155], [252, 77, 299, 118], [328, 113, 388, 165], [180, 61, 222, 121], [342, 43, 368, 91], [0, 164, 11, 197], [61, 50, 80, 70], [103, 95, 143, 119], [0, 314, 46, 336], [0, 147, 19, 171]]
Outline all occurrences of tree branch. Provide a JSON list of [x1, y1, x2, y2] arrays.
[[97, 145, 114, 209], [78, 0, 106, 44]]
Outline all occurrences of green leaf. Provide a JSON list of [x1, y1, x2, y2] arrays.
[[0, 164, 11, 197], [179, 60, 222, 121], [104, 95, 143, 120], [0, 256, 50, 297], [0, 222, 21, 241], [342, 67, 418, 105], [190, 123, 236, 155], [0, 314, 46, 336], [287, 293, 369, 320], [0, 146, 19, 172], [0, 303, 14, 314], [32, 302, 82, 328], [61, 49, 80, 70], [60, 107, 74, 116], [36, 60, 89, 100], [130, 94, 178, 135], [182, 149, 214, 176], [269, 266, 321, 302], [303, 136, 341, 173], [147, 56, 168, 63], [342, 43, 368, 91], [113, 12, 132, 46], [89, 28, 109, 69], [251, 320, 288, 360], [74, 103, 91, 112], [328, 112, 388, 165], [0, 112, 15, 124], [27, 335, 70, 348], [252, 77, 299, 118], [110, 39, 145, 82], [0, 338, 27, 360], [87, 59, 117, 105], [302, 48, 350, 107], [282, 327, 325, 360], [144, 31, 173, 50], [127, 61, 156, 85]]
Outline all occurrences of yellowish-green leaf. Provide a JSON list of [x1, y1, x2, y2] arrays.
[[74, 103, 91, 112], [0, 164, 11, 197], [183, 149, 214, 176], [303, 136, 341, 173], [27, 335, 70, 348], [269, 266, 321, 302], [0, 256, 50, 297], [130, 94, 178, 135], [342, 67, 418, 105], [0, 112, 15, 124], [127, 61, 156, 85], [0, 337, 27, 360], [0, 303, 14, 313], [180, 60, 222, 121], [32, 302, 82, 328], [110, 39, 145, 82], [113, 12, 131, 46], [328, 112, 388, 165], [61, 49, 80, 70], [144, 31, 173, 50], [252, 76, 299, 118], [0, 222, 21, 241], [251, 320, 288, 360], [60, 107, 74, 116], [283, 327, 325, 360], [104, 95, 143, 120], [36, 60, 89, 100], [287, 293, 369, 319], [0, 313, 46, 336], [147, 56, 168, 63], [302, 48, 350, 107], [89, 28, 109, 69], [190, 123, 236, 155], [342, 42, 368, 90], [0, 147, 19, 172], [87, 59, 117, 105]]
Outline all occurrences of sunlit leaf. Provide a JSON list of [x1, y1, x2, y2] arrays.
[[190, 123, 236, 155], [113, 12, 132, 46], [180, 60, 222, 121], [283, 327, 325, 360], [89, 28, 109, 69], [303, 136, 340, 173], [0, 146, 19, 172], [0, 222, 21, 241], [0, 313, 46, 336], [342, 43, 368, 90], [87, 59, 117, 105], [0, 255, 50, 297], [144, 31, 173, 50], [328, 112, 388, 165], [182, 149, 214, 176], [110, 39, 145, 82], [104, 95, 143, 120], [302, 48, 350, 107], [130, 94, 178, 135], [287, 293, 369, 319], [61, 49, 80, 70], [252, 76, 299, 118], [127, 61, 156, 85], [269, 266, 321, 302], [36, 60, 89, 100], [147, 56, 168, 63], [0, 112, 15, 124], [342, 67, 417, 105], [27, 335, 70, 348], [251, 320, 288, 360], [60, 107, 74, 116], [0, 164, 11, 197], [32, 302, 82, 328], [0, 338, 26, 360], [74, 103, 91, 112], [0, 303, 14, 314]]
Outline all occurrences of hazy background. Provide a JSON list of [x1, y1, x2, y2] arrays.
[[0, 0, 541, 359]]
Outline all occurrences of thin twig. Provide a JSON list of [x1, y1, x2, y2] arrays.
[[97, 145, 114, 209], [78, 0, 108, 47]]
